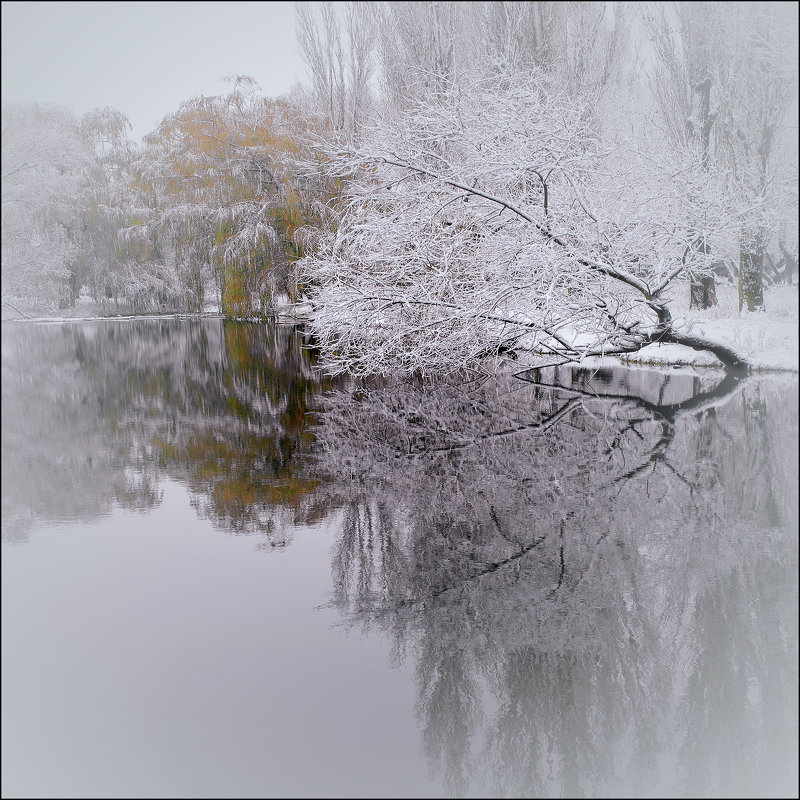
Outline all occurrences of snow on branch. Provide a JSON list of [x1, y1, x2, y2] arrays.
[[301, 76, 744, 376]]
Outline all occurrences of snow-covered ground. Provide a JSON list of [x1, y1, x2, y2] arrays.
[[626, 282, 799, 372]]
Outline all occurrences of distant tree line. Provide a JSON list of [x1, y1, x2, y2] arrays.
[[2, 78, 334, 316]]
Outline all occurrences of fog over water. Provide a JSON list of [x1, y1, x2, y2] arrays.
[[2, 318, 797, 798]]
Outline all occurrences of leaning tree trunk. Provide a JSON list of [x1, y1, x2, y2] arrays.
[[739, 228, 765, 312]]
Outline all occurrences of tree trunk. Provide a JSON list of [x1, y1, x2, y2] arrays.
[[688, 236, 717, 310], [738, 230, 765, 312], [712, 259, 737, 283], [687, 76, 714, 169], [690, 274, 718, 309], [779, 239, 796, 285], [685, 74, 719, 309], [764, 252, 782, 284]]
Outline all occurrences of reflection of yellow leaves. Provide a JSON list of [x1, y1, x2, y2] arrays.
[[224, 322, 253, 372], [153, 429, 320, 528], [212, 476, 320, 512], [115, 474, 163, 511], [97, 319, 328, 530]]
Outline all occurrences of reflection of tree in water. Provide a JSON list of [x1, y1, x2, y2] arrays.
[[3, 321, 796, 794], [314, 366, 798, 797], [2, 324, 126, 541], [1, 319, 335, 544]]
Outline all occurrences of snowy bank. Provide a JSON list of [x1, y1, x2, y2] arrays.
[[624, 282, 798, 372]]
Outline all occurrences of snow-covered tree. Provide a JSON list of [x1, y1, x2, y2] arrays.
[[295, 1, 377, 138], [70, 106, 143, 307], [642, 1, 799, 310], [299, 73, 749, 377], [724, 2, 799, 310], [1, 103, 91, 309], [127, 77, 325, 315], [369, 1, 630, 121]]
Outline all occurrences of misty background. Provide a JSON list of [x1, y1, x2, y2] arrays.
[[1, 1, 306, 144]]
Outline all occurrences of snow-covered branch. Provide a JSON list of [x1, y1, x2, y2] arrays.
[[300, 75, 748, 375]]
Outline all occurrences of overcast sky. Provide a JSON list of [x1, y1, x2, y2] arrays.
[[1, 1, 309, 144]]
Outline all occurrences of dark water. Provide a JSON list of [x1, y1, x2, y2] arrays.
[[2, 318, 797, 798]]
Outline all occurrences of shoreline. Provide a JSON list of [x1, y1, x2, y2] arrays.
[[3, 283, 797, 374]]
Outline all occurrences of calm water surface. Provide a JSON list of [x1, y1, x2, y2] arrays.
[[2, 318, 797, 798]]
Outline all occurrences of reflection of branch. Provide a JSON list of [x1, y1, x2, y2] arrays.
[[419, 397, 583, 454], [515, 367, 749, 423], [611, 420, 673, 485], [660, 458, 693, 487], [490, 505, 524, 550], [653, 368, 749, 419], [400, 535, 549, 609], [515, 367, 749, 497], [552, 520, 567, 596]]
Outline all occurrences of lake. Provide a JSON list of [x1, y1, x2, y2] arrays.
[[2, 317, 797, 798]]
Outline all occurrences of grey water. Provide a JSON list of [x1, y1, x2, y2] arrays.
[[1, 317, 797, 799]]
